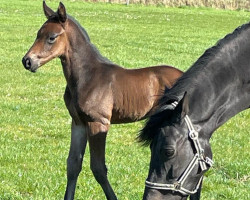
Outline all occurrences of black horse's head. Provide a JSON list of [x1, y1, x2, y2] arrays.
[[139, 93, 213, 200]]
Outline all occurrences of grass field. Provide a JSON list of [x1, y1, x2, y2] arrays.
[[97, 0, 250, 11], [0, 0, 249, 199]]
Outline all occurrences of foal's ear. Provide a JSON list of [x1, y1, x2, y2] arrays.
[[57, 2, 67, 23], [43, 0, 55, 19]]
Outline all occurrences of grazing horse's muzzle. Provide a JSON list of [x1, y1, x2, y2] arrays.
[[22, 56, 38, 72], [143, 187, 187, 200]]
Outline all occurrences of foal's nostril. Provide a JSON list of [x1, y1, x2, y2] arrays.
[[22, 57, 31, 69]]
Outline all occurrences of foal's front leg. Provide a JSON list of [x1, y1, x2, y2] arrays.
[[89, 131, 117, 200], [64, 120, 88, 200]]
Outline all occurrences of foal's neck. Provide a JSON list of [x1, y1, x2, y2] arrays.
[[60, 20, 100, 90]]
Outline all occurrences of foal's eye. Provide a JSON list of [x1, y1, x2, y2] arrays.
[[48, 35, 57, 44], [161, 146, 175, 160]]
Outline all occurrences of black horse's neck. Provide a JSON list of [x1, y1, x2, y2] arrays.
[[188, 61, 250, 138], [164, 23, 250, 138]]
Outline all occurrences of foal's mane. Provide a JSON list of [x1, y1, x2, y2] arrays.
[[67, 15, 91, 41], [68, 15, 113, 64], [138, 21, 250, 146]]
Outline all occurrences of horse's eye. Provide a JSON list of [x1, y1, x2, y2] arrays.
[[48, 35, 57, 44], [161, 146, 175, 160]]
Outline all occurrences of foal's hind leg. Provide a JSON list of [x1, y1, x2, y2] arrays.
[[64, 121, 88, 200], [89, 131, 117, 200]]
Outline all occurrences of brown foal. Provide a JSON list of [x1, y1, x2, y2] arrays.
[[22, 2, 183, 199]]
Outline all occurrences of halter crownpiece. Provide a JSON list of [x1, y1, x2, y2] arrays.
[[145, 101, 213, 196]]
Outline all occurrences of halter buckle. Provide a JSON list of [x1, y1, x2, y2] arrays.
[[173, 182, 181, 190], [189, 130, 198, 140]]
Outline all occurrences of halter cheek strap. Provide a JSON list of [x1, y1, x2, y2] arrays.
[[145, 109, 213, 196]]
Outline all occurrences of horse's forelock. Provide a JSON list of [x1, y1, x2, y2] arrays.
[[138, 108, 174, 146]]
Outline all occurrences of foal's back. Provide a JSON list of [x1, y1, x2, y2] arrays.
[[109, 64, 183, 123]]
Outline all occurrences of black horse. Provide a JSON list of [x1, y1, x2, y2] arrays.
[[138, 21, 250, 200]]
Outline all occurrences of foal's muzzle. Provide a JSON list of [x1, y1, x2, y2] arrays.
[[22, 56, 32, 69], [22, 56, 37, 72]]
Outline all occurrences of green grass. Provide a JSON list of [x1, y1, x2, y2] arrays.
[[105, 0, 250, 11], [0, 0, 249, 199]]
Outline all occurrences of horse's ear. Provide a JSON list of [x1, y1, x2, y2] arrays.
[[57, 2, 67, 23], [180, 91, 189, 117], [172, 92, 189, 122], [43, 0, 55, 19]]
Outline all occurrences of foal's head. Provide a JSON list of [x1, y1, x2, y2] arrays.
[[22, 1, 68, 72], [140, 93, 213, 200]]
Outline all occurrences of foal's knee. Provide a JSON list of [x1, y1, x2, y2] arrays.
[[67, 155, 83, 179], [90, 163, 108, 184]]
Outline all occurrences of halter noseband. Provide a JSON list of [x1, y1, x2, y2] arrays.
[[145, 102, 213, 196]]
